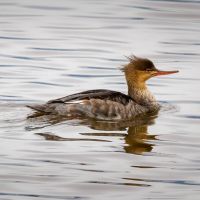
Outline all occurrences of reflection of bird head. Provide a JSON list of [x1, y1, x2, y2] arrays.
[[124, 125, 157, 155]]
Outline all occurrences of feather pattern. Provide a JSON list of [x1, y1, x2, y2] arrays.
[[27, 56, 169, 120], [28, 89, 159, 120], [48, 89, 133, 105]]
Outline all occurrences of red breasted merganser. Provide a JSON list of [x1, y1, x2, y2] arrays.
[[28, 56, 178, 120]]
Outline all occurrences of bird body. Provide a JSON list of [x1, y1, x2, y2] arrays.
[[28, 56, 178, 120]]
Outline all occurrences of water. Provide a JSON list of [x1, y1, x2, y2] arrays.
[[0, 0, 200, 199]]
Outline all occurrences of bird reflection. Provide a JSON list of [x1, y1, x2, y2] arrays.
[[124, 125, 156, 154], [27, 113, 158, 155], [79, 118, 157, 154]]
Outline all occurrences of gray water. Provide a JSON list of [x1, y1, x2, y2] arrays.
[[0, 0, 200, 199]]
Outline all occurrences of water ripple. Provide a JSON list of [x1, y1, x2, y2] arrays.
[[0, 193, 85, 200], [23, 5, 72, 11], [31, 47, 111, 53], [123, 177, 200, 186], [0, 0, 199, 199]]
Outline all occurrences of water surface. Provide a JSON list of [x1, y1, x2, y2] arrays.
[[0, 0, 200, 199]]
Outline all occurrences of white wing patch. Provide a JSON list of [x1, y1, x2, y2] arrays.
[[63, 100, 85, 105]]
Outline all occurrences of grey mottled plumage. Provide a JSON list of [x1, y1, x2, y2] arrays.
[[27, 56, 178, 120]]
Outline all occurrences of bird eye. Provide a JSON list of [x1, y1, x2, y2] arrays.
[[146, 68, 151, 71]]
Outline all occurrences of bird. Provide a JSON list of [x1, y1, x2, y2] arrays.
[[27, 56, 178, 121]]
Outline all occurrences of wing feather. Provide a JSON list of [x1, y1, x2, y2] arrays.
[[48, 89, 132, 106]]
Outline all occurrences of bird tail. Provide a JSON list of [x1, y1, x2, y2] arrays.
[[26, 104, 51, 114]]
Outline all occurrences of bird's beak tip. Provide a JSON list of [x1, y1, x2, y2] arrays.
[[154, 70, 179, 76]]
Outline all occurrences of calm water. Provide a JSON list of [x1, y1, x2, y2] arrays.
[[0, 0, 200, 199]]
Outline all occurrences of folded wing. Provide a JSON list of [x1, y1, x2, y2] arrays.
[[48, 89, 132, 106]]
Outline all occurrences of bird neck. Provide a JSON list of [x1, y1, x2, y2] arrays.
[[127, 79, 157, 107]]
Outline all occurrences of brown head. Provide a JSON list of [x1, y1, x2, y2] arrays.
[[121, 56, 179, 89]]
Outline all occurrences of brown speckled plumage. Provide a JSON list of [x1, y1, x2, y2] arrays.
[[28, 56, 178, 120]]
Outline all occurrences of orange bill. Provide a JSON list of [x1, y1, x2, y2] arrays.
[[154, 70, 179, 76]]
